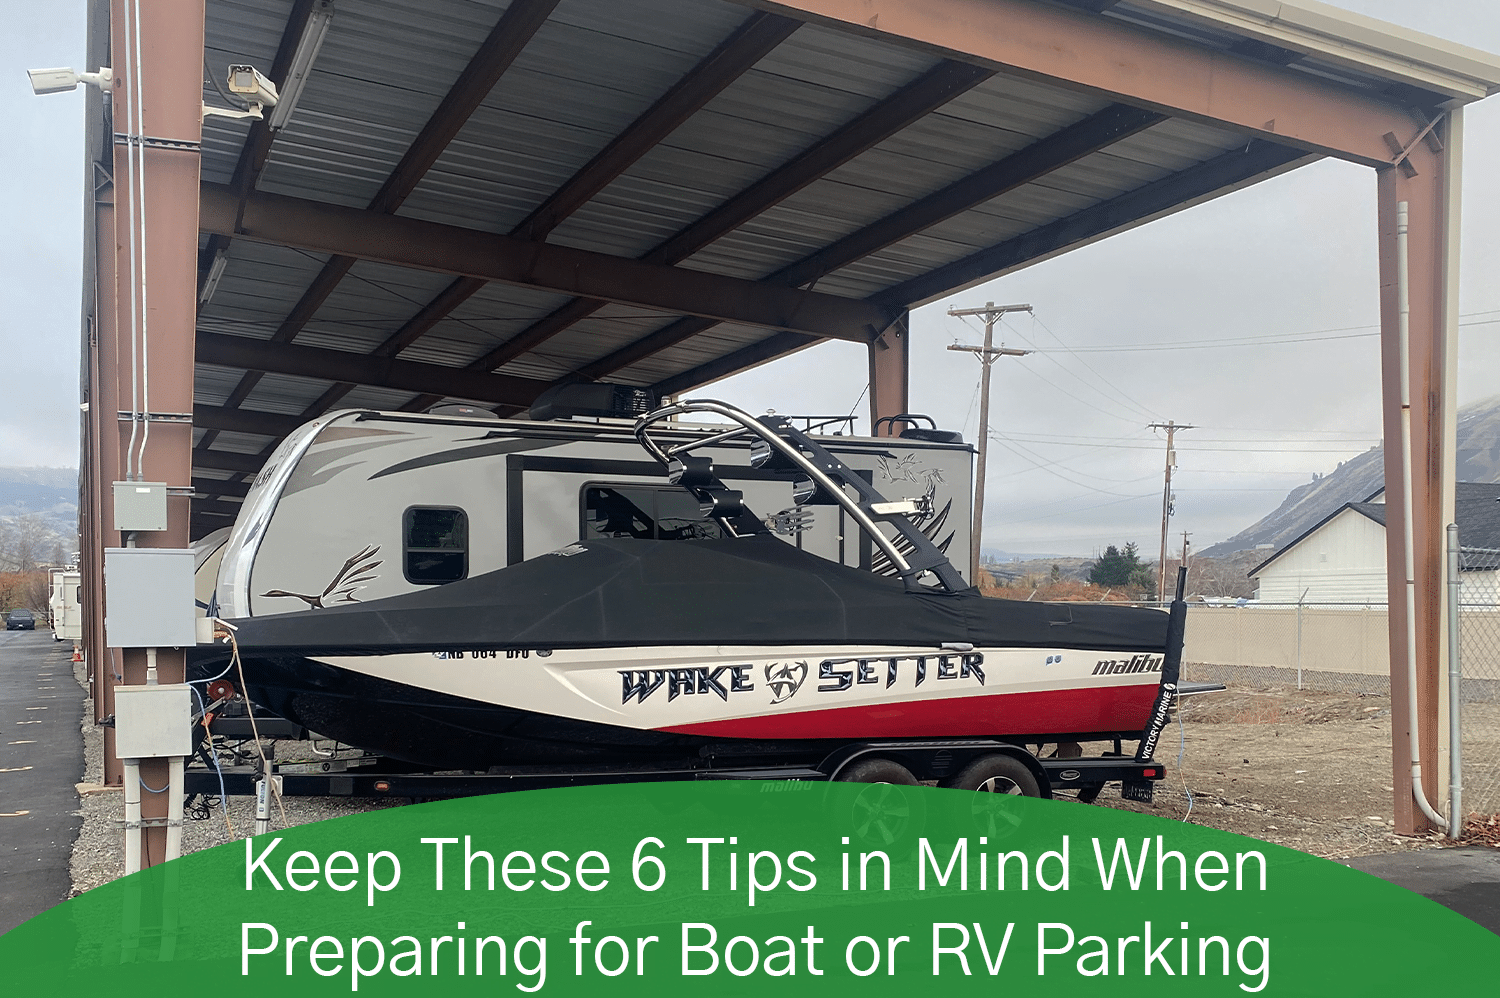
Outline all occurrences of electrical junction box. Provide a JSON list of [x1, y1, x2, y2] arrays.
[[113, 481, 168, 532], [104, 547, 196, 648], [114, 684, 192, 759]]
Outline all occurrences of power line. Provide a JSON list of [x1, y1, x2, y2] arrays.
[[1025, 312, 1162, 421], [1023, 312, 1500, 354]]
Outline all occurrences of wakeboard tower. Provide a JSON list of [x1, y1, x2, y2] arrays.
[[190, 399, 1187, 795]]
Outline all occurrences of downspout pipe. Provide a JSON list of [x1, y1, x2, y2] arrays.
[[1447, 523, 1463, 838], [1396, 200, 1448, 830]]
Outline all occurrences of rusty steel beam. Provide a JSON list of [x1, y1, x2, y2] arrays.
[[192, 449, 270, 475], [573, 103, 1165, 382], [202, 0, 560, 439], [192, 403, 305, 437], [105, 0, 204, 862], [748, 0, 1438, 165], [876, 139, 1314, 308], [197, 331, 553, 407], [193, 476, 252, 499], [201, 184, 898, 339], [1376, 136, 1457, 834]]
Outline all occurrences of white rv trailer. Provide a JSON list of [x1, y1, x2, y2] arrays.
[[48, 568, 82, 643], [193, 527, 231, 616], [211, 408, 974, 621]]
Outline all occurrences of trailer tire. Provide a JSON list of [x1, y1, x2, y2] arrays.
[[942, 754, 1040, 797], [836, 757, 917, 785], [833, 757, 924, 851]]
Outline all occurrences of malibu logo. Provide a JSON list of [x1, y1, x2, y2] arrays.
[[1091, 654, 1164, 675]]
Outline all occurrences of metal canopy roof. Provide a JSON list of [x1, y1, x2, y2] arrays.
[[181, 0, 1500, 536]]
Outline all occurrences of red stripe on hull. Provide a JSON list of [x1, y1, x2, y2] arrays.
[[658, 684, 1159, 740]]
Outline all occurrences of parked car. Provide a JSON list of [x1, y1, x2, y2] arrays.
[[5, 608, 36, 630]]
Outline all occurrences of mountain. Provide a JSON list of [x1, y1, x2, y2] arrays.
[[1200, 394, 1500, 557], [0, 466, 77, 517], [0, 467, 78, 568]]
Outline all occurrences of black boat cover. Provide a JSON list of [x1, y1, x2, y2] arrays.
[[221, 536, 1169, 655]]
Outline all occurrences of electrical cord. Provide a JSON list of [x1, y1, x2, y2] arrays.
[[189, 683, 233, 834], [1177, 703, 1195, 823], [226, 623, 288, 826]]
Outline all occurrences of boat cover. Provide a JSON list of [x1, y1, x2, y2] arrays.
[[220, 536, 1169, 655]]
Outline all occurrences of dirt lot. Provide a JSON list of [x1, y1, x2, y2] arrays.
[[1085, 683, 1500, 859]]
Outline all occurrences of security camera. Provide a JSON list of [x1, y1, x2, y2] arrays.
[[27, 66, 113, 96], [226, 65, 279, 107]]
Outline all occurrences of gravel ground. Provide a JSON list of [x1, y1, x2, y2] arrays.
[[67, 672, 1484, 895], [67, 654, 398, 897]]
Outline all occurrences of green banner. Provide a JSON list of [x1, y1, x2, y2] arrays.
[[5, 782, 1494, 994]]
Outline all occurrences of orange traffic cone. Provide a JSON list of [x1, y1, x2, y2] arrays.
[[72, 645, 83, 663]]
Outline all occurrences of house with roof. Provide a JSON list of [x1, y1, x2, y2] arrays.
[[1249, 483, 1500, 604]]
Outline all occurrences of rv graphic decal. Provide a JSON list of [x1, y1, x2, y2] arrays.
[[261, 545, 382, 609], [618, 652, 986, 706]]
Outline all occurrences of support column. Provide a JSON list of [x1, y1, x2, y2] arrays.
[[108, 0, 205, 867], [868, 316, 909, 436], [90, 190, 123, 783], [1376, 128, 1458, 835]]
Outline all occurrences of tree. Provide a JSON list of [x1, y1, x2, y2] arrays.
[[1089, 542, 1155, 590], [0, 514, 52, 571]]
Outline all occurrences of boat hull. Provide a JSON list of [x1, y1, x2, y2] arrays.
[[220, 643, 1165, 769]]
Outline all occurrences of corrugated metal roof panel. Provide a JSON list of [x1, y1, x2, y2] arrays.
[[239, 371, 338, 414], [398, 0, 755, 234], [186, 0, 1345, 453], [394, 283, 576, 367]]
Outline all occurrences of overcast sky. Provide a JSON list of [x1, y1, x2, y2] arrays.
[[2, 1, 1497, 557]]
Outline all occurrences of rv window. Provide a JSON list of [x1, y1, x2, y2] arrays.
[[403, 507, 468, 585], [583, 486, 723, 542]]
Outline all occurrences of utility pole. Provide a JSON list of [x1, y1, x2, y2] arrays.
[[1147, 420, 1193, 603], [947, 301, 1033, 584]]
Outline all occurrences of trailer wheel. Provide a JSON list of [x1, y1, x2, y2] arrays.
[[943, 754, 1038, 840], [942, 754, 1040, 797], [834, 757, 923, 850], [837, 757, 917, 786]]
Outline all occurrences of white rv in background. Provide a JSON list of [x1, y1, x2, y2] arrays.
[[48, 568, 82, 643], [209, 406, 974, 620]]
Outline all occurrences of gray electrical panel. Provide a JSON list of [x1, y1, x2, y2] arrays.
[[114, 684, 193, 758], [104, 547, 196, 648], [113, 481, 168, 532]]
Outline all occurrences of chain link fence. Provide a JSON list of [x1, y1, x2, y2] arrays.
[[1456, 547, 1500, 817], [1136, 563, 1500, 816]]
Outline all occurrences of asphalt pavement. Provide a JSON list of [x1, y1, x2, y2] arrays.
[[1345, 847, 1500, 935], [0, 628, 83, 935]]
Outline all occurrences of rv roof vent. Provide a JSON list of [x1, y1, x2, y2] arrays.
[[426, 403, 497, 419], [529, 382, 658, 422]]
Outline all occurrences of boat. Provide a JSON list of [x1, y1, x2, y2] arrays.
[[189, 400, 1178, 781]]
